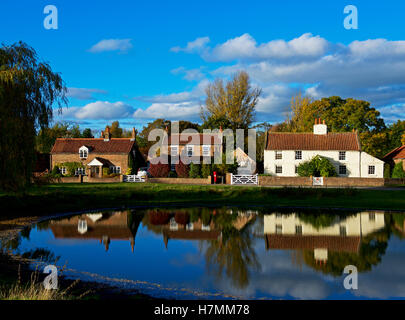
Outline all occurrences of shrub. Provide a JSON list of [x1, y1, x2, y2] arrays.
[[297, 155, 337, 177], [392, 161, 405, 178], [189, 163, 201, 178], [176, 160, 190, 178], [384, 163, 391, 178], [126, 167, 133, 175], [212, 153, 238, 175], [56, 162, 85, 176], [51, 165, 60, 175], [148, 162, 170, 177], [168, 171, 177, 178], [201, 164, 212, 178]]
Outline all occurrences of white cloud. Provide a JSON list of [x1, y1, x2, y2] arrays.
[[170, 36, 210, 53], [171, 67, 205, 81], [134, 79, 209, 104], [133, 102, 201, 120], [67, 87, 107, 100], [172, 33, 329, 62], [88, 39, 133, 53], [59, 101, 135, 120]]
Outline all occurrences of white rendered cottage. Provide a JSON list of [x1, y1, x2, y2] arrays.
[[263, 120, 384, 178]]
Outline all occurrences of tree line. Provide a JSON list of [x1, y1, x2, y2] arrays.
[[1, 41, 404, 191]]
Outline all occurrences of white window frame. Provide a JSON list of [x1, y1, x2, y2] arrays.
[[295, 150, 302, 160], [275, 165, 283, 174], [275, 224, 282, 234], [202, 145, 211, 157], [275, 151, 282, 160], [79, 146, 89, 159], [60, 167, 67, 175], [201, 224, 211, 231], [339, 151, 346, 161], [171, 145, 179, 157], [169, 217, 178, 231], [75, 167, 85, 176], [368, 165, 375, 175], [109, 166, 121, 174], [186, 145, 193, 157]]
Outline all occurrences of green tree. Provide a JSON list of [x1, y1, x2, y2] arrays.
[[297, 155, 337, 177], [392, 161, 405, 178], [202, 71, 261, 130], [0, 42, 67, 190], [81, 128, 93, 138], [387, 120, 405, 150], [189, 163, 201, 178], [36, 122, 81, 153]]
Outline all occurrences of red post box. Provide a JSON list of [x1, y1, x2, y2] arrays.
[[213, 171, 217, 184]]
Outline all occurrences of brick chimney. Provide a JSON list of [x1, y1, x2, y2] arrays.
[[104, 126, 111, 141], [131, 127, 137, 141], [313, 118, 327, 135]]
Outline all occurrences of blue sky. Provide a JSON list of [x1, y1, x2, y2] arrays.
[[1, 0, 405, 130]]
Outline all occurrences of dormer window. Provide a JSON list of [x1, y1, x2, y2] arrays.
[[79, 146, 89, 159]]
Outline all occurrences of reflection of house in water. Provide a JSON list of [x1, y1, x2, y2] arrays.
[[49, 211, 142, 252], [162, 218, 221, 249], [148, 210, 256, 249], [264, 212, 385, 262]]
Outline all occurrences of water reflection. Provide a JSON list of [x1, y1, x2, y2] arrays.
[[6, 208, 405, 299], [264, 212, 389, 276]]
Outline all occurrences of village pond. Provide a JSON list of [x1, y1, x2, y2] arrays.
[[3, 207, 405, 299]]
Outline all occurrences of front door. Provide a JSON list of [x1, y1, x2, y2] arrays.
[[90, 166, 100, 177]]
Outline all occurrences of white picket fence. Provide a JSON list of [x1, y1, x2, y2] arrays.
[[123, 175, 145, 183], [231, 174, 258, 185]]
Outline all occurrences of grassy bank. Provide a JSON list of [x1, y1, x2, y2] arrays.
[[1, 183, 405, 218]]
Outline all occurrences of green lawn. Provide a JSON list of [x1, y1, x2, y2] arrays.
[[0, 183, 404, 218]]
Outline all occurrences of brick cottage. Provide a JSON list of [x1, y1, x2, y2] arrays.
[[50, 127, 142, 178]]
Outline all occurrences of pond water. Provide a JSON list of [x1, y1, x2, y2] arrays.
[[4, 207, 405, 300]]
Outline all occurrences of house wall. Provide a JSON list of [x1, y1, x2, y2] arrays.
[[166, 144, 222, 157], [264, 150, 383, 178], [360, 152, 384, 178], [51, 152, 130, 175], [263, 212, 385, 236]]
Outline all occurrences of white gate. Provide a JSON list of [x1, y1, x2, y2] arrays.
[[123, 175, 145, 182], [231, 174, 258, 185]]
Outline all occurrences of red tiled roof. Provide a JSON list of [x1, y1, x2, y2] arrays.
[[265, 234, 361, 253], [51, 138, 135, 154], [167, 133, 222, 145], [265, 132, 361, 151], [383, 145, 405, 160]]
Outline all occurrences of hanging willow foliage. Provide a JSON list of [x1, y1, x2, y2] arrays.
[[0, 42, 67, 191]]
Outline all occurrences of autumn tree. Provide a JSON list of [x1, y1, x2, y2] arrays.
[[0, 42, 67, 190], [109, 121, 123, 138], [201, 71, 261, 130], [285, 95, 389, 158]]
